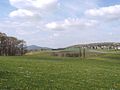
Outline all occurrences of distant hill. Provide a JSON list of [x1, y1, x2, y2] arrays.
[[27, 45, 52, 51]]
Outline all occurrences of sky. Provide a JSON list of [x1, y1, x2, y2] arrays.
[[0, 0, 120, 48]]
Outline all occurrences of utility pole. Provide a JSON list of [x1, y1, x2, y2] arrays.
[[79, 47, 82, 57], [83, 48, 86, 58]]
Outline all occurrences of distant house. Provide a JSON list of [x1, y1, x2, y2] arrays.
[[118, 47, 120, 50]]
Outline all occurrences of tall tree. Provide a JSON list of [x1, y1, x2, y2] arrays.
[[0, 32, 27, 56]]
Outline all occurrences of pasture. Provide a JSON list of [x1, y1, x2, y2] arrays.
[[0, 51, 120, 90]]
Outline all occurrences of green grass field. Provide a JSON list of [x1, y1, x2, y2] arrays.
[[0, 51, 120, 90]]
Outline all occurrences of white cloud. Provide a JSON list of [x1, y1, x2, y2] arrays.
[[9, 0, 58, 18], [0, 19, 43, 35], [85, 4, 120, 20], [9, 9, 34, 17], [46, 22, 58, 29], [9, 0, 57, 9], [46, 18, 98, 30]]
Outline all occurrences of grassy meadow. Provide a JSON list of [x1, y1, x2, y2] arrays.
[[0, 51, 120, 90]]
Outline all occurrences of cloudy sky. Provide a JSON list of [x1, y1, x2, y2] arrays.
[[0, 0, 120, 48]]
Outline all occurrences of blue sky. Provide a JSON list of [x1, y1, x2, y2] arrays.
[[99, 0, 120, 6], [0, 0, 15, 17], [0, 0, 120, 48]]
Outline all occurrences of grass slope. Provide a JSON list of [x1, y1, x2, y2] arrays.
[[0, 52, 120, 90]]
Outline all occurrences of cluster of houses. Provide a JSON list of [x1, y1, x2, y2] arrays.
[[74, 42, 120, 50]]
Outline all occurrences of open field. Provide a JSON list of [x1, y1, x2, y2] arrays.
[[0, 51, 120, 90]]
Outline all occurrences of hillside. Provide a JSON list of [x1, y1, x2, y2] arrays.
[[66, 42, 120, 49]]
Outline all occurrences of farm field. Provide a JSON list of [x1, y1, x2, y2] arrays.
[[0, 51, 120, 90]]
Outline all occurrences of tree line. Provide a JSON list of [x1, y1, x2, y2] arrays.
[[0, 32, 27, 56]]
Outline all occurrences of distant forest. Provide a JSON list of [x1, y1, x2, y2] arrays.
[[0, 32, 27, 56]]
